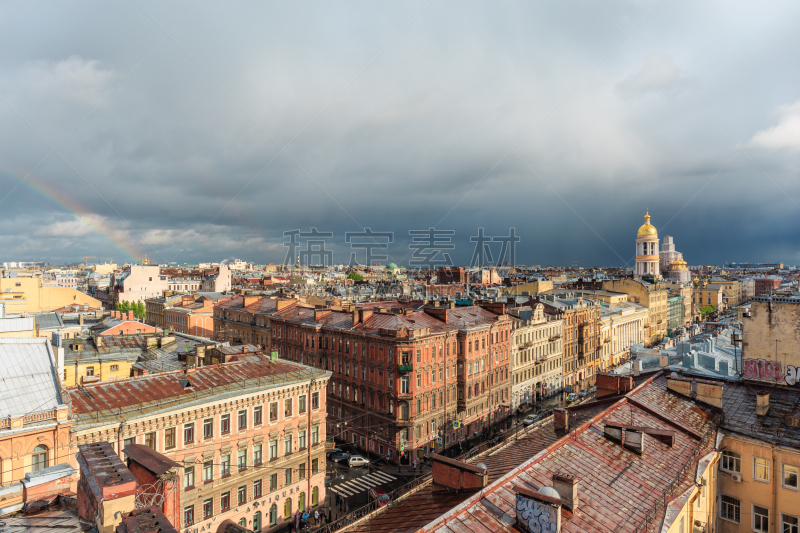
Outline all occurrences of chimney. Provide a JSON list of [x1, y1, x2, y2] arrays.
[[756, 391, 770, 416], [76, 442, 138, 533], [79, 313, 84, 325], [514, 485, 562, 533], [127, 310, 134, 321], [553, 408, 569, 433], [430, 454, 487, 490], [552, 473, 579, 512]]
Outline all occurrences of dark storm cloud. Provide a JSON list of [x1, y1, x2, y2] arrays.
[[1, 0, 799, 266]]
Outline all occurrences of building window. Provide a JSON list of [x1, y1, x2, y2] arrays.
[[312, 426, 319, 445], [184, 505, 194, 527], [203, 418, 213, 439], [783, 515, 799, 533], [110, 364, 119, 371], [298, 430, 306, 450], [165, 428, 176, 449], [299, 462, 306, 480], [284, 435, 292, 455], [238, 485, 247, 505], [221, 414, 231, 435], [145, 432, 156, 449], [312, 458, 318, 475], [238, 449, 247, 470], [270, 504, 278, 525], [184, 466, 195, 488], [720, 494, 740, 523], [299, 395, 307, 414], [238, 410, 247, 430], [203, 460, 213, 482], [221, 491, 230, 511], [254, 479, 262, 498], [784, 464, 799, 489], [184, 423, 194, 444], [284, 398, 292, 418], [254, 406, 263, 426], [312, 486, 319, 506], [754, 457, 770, 482], [270, 402, 278, 421], [753, 505, 769, 532], [284, 468, 292, 485], [203, 498, 213, 519], [270, 474, 278, 492], [284, 498, 292, 520], [270, 439, 278, 460], [86, 366, 95, 376], [312, 392, 319, 410], [221, 454, 231, 476], [31, 445, 48, 472], [720, 450, 742, 473]]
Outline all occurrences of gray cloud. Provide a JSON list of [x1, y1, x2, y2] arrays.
[[1, 1, 799, 266]]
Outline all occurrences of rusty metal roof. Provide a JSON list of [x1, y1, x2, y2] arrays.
[[122, 443, 181, 475], [68, 355, 329, 426], [410, 374, 718, 533], [343, 373, 718, 533]]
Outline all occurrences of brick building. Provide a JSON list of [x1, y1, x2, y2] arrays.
[[535, 294, 601, 392], [754, 276, 782, 296], [263, 300, 513, 464], [164, 296, 215, 338]]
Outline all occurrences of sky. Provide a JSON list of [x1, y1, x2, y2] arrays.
[[1, 1, 799, 268]]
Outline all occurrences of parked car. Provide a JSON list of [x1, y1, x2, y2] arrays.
[[578, 389, 590, 398], [522, 415, 537, 426], [326, 448, 343, 457], [348, 455, 370, 467], [369, 487, 390, 506], [330, 452, 350, 463], [566, 393, 578, 402]]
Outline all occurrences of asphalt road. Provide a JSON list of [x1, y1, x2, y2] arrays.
[[325, 444, 408, 508]]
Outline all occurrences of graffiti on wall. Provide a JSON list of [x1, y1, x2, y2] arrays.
[[743, 359, 800, 386], [516, 495, 558, 533]]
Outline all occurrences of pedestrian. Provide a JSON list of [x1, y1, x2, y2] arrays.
[[315, 510, 320, 525], [413, 458, 417, 471]]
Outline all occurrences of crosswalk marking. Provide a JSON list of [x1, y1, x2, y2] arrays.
[[329, 472, 398, 499]]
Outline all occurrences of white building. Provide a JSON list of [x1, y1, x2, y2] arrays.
[[509, 304, 563, 409], [635, 211, 660, 277]]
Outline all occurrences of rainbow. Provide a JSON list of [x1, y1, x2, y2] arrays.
[[0, 168, 144, 262]]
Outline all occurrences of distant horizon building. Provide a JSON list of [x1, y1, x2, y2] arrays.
[[635, 211, 660, 278]]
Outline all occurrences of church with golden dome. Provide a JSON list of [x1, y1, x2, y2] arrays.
[[635, 211, 660, 277], [632, 210, 691, 283]]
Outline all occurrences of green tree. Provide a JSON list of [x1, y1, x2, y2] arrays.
[[137, 301, 146, 319], [699, 305, 716, 317], [347, 272, 364, 281]]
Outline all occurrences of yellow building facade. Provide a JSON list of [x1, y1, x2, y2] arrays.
[[0, 272, 101, 314]]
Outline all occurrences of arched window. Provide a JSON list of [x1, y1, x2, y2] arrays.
[[312, 486, 319, 506], [253, 511, 262, 532], [269, 504, 278, 526], [238, 518, 247, 527], [298, 491, 305, 511], [284, 498, 292, 520], [32, 445, 48, 472]]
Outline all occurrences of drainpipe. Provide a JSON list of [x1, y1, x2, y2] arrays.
[[772, 444, 777, 533], [308, 378, 315, 510]]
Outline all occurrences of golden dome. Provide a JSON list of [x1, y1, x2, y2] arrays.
[[671, 254, 688, 271], [637, 211, 658, 236]]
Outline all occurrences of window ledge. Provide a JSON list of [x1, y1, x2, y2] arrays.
[[184, 486, 195, 492], [221, 473, 231, 479], [204, 479, 213, 485]]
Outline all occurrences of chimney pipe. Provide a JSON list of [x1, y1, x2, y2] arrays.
[[756, 391, 770, 416], [552, 473, 579, 512]]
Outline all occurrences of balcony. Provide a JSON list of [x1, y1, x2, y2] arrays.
[[397, 364, 413, 373], [397, 419, 414, 428], [456, 399, 467, 411]]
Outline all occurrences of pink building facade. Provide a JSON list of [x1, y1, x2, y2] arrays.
[[68, 354, 330, 533]]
